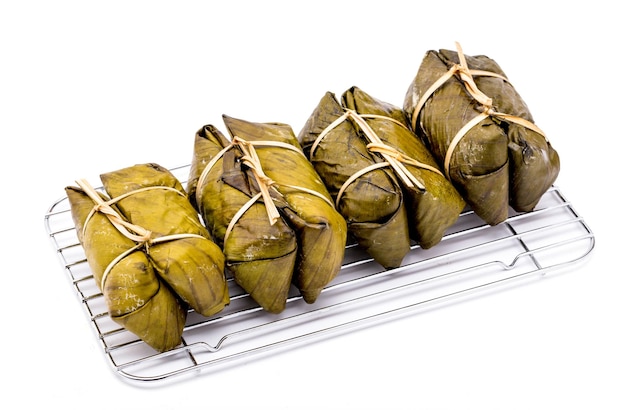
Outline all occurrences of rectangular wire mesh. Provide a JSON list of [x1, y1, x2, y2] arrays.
[[44, 166, 594, 385]]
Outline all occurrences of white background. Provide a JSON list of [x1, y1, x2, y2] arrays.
[[2, 1, 624, 409]]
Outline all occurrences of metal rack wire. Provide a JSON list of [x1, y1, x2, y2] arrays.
[[44, 165, 594, 385]]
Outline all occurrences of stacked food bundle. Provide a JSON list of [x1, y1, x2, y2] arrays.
[[298, 86, 465, 268], [66, 163, 230, 352], [404, 43, 559, 225], [65, 43, 559, 352], [187, 115, 347, 313]]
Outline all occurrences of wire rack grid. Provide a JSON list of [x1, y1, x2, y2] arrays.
[[44, 165, 595, 385]]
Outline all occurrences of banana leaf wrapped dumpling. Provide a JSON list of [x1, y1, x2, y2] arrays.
[[342, 87, 465, 249], [188, 124, 298, 313], [65, 184, 187, 353], [403, 43, 560, 224], [297, 91, 409, 268], [298, 87, 465, 268], [65, 163, 230, 352], [188, 115, 348, 313]]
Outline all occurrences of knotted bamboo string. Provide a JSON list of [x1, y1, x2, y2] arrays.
[[234, 137, 282, 225], [77, 178, 152, 243], [410, 42, 548, 179], [76, 179, 207, 290], [196, 136, 335, 246], [310, 109, 445, 208]]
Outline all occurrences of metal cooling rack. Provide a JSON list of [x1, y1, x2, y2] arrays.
[[44, 165, 594, 385]]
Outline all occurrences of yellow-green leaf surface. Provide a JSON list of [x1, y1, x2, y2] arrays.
[[404, 47, 559, 223], [66, 186, 186, 352], [189, 125, 297, 313], [343, 86, 465, 249], [100, 163, 229, 317], [223, 115, 348, 304], [298, 91, 410, 268]]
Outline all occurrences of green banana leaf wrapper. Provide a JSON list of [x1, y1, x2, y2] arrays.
[[188, 115, 348, 312], [443, 49, 561, 212], [404, 46, 560, 224], [298, 87, 465, 268], [100, 163, 230, 317], [66, 185, 187, 353], [343, 87, 465, 248], [298, 91, 410, 268], [188, 124, 298, 313]]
